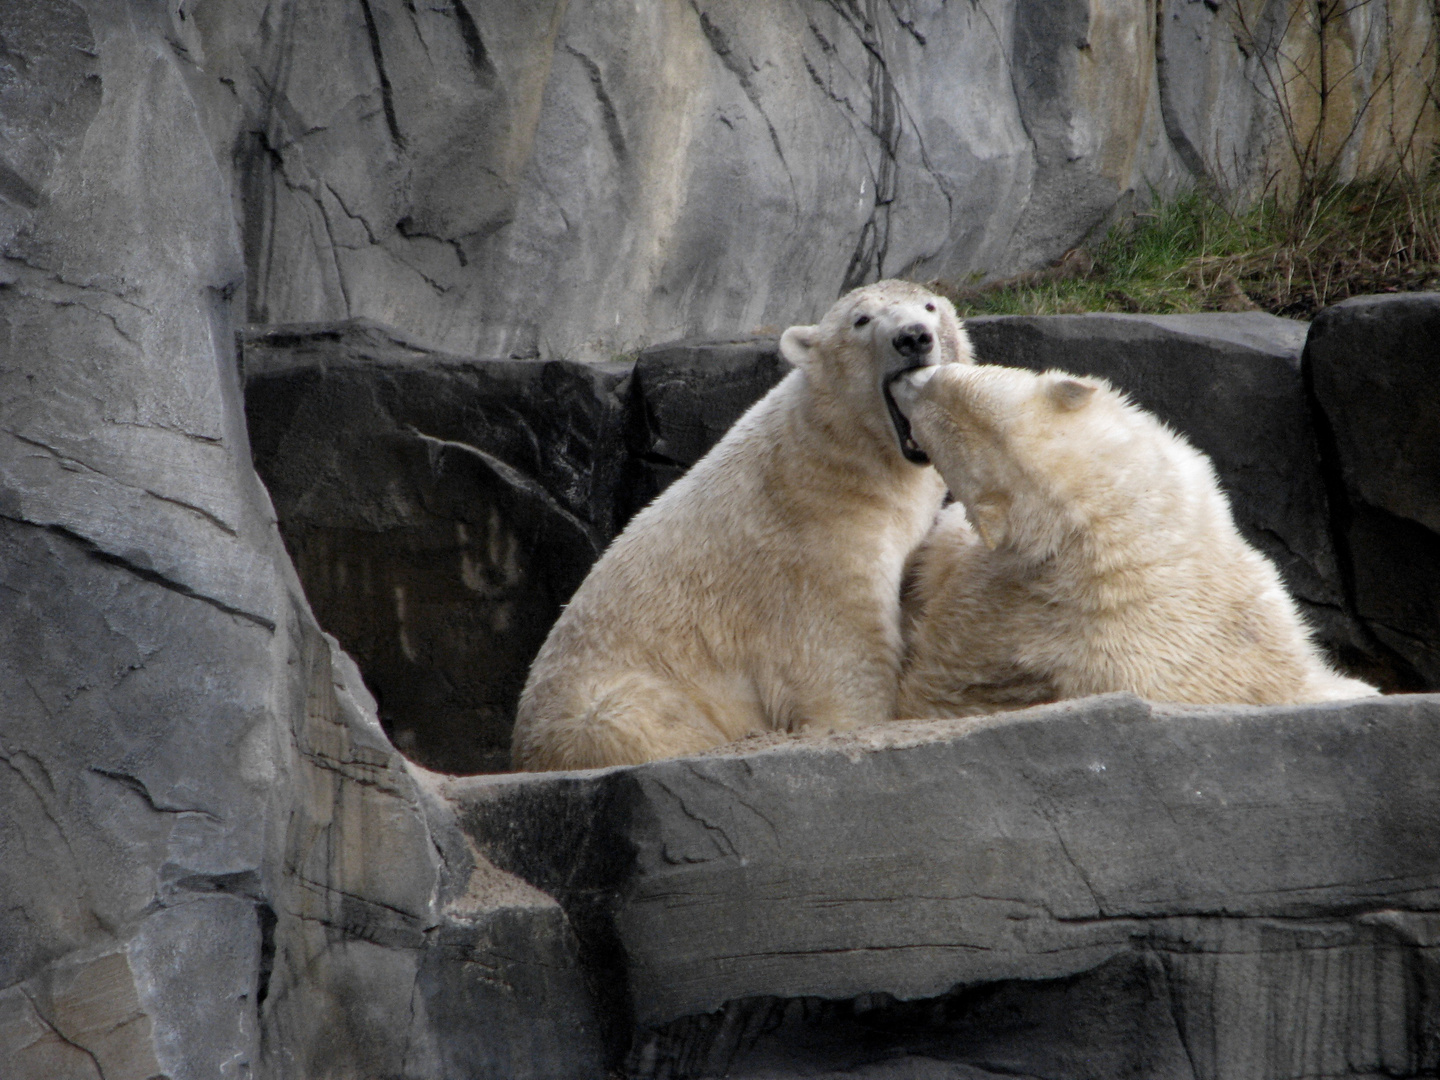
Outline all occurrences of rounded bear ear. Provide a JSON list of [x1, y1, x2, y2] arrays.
[[1046, 376, 1097, 412], [779, 324, 819, 369]]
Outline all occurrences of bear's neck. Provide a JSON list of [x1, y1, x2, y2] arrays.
[[699, 370, 936, 530], [788, 371, 918, 487], [1011, 473, 1233, 611]]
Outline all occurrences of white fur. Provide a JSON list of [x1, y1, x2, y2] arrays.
[[512, 280, 971, 770], [891, 363, 1378, 716]]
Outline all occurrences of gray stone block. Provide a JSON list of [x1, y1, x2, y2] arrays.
[[410, 775, 607, 1079], [448, 693, 1440, 1076], [245, 321, 622, 772], [1306, 293, 1440, 689]]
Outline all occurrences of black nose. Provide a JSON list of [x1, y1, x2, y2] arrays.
[[893, 323, 933, 358]]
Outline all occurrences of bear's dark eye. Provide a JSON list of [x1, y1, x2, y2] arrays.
[[854, 315, 871, 328], [925, 303, 936, 312]]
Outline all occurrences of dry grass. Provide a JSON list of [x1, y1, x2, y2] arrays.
[[933, 164, 1440, 319]]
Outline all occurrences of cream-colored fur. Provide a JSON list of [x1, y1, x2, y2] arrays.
[[890, 363, 1378, 716], [512, 280, 971, 770]]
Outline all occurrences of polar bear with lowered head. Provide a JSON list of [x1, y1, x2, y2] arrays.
[[887, 363, 1377, 716], [511, 280, 971, 770]]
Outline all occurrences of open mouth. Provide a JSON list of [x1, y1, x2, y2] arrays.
[[884, 369, 930, 464]]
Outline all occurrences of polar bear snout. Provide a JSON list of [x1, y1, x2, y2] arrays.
[[892, 323, 934, 360], [887, 363, 940, 412], [884, 364, 941, 464]]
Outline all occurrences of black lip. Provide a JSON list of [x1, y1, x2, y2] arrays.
[[884, 367, 930, 464]]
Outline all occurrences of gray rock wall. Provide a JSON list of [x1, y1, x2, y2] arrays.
[[1, 6, 279, 1075], [1, 5, 598, 1078], [187, 0, 1435, 361], [172, 0, 1426, 363], [216, 0, 1065, 360]]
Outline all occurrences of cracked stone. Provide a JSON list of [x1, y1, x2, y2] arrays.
[[1306, 293, 1440, 689], [446, 691, 1440, 1077], [207, 0, 1203, 360], [244, 320, 625, 773], [1, 9, 601, 1077]]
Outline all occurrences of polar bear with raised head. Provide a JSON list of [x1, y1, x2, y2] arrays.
[[888, 363, 1377, 716], [511, 280, 971, 770]]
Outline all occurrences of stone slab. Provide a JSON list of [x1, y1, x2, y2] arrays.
[[1306, 293, 1440, 689], [447, 692, 1440, 1066]]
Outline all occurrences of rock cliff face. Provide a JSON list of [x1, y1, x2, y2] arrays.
[[3, 1, 1440, 1078], [0, 5, 598, 1078], [197, 0, 1434, 360]]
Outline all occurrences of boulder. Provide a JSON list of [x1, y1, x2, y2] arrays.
[[245, 321, 625, 772], [965, 312, 1366, 669], [0, 7, 599, 1078], [446, 692, 1440, 1079], [625, 336, 788, 516], [245, 326, 789, 772], [1305, 293, 1440, 690]]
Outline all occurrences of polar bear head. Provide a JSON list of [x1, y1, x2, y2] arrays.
[[889, 363, 1169, 560], [779, 280, 972, 463]]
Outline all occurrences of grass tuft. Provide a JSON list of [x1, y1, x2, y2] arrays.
[[932, 163, 1440, 319]]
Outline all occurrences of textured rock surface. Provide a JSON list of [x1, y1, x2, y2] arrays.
[[245, 320, 622, 772], [180, 0, 1432, 362], [0, 6, 599, 1078], [209, 0, 1130, 361], [450, 692, 1440, 1078], [0, 6, 281, 1075], [245, 325, 788, 770], [1306, 293, 1440, 690]]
